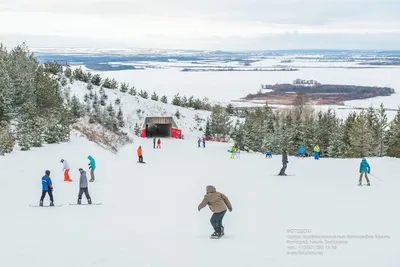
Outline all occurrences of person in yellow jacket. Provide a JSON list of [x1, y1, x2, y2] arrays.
[[314, 145, 320, 160], [229, 146, 236, 159]]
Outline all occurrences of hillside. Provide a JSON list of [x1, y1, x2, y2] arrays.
[[64, 79, 211, 141], [0, 133, 399, 267]]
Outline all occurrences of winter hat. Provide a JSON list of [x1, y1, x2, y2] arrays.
[[78, 168, 83, 171], [45, 170, 50, 175], [60, 159, 64, 163]]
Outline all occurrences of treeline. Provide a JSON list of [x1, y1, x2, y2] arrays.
[[206, 98, 400, 158], [0, 44, 72, 154], [63, 66, 212, 111], [245, 83, 394, 99]]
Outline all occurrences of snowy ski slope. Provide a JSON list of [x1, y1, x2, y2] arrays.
[[0, 133, 399, 267]]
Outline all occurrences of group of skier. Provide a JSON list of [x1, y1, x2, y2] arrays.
[[39, 156, 96, 206], [197, 137, 206, 148], [275, 146, 372, 186]]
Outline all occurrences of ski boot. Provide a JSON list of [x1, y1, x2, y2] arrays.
[[220, 226, 224, 236], [89, 179, 94, 182], [367, 183, 370, 186], [50, 201, 54, 207], [88, 199, 92, 205], [358, 182, 362, 186], [210, 231, 219, 238], [77, 199, 81, 205], [39, 201, 43, 207]]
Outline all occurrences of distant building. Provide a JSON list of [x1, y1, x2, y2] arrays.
[[293, 79, 320, 86]]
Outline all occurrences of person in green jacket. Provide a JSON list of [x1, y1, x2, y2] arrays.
[[313, 145, 320, 160], [230, 146, 236, 159]]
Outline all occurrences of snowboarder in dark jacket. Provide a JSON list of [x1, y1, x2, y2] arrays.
[[153, 137, 156, 149], [78, 168, 92, 204], [40, 170, 54, 206], [278, 150, 288, 176]]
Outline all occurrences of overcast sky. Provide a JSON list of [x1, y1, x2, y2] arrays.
[[1, 0, 399, 50]]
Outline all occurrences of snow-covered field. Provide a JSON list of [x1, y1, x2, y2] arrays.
[[1, 134, 399, 267]]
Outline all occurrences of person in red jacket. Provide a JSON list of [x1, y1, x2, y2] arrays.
[[157, 138, 161, 149]]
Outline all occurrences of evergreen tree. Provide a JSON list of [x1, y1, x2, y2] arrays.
[[87, 82, 94, 91], [209, 105, 232, 139], [226, 104, 235, 115], [172, 94, 182, 106], [386, 107, 400, 157], [134, 123, 140, 136], [376, 103, 388, 156], [70, 95, 84, 120], [117, 107, 125, 128], [129, 87, 137, 96], [110, 78, 118, 89], [151, 92, 159, 101], [205, 119, 211, 139], [64, 67, 72, 78], [91, 74, 102, 86], [347, 112, 375, 157], [72, 67, 84, 81], [43, 61, 63, 75], [139, 90, 149, 99], [102, 78, 112, 88], [120, 82, 129, 93], [160, 95, 168, 104]]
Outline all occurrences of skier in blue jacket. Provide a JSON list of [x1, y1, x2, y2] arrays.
[[88, 155, 96, 182], [298, 145, 305, 158], [359, 157, 371, 186], [40, 170, 54, 206]]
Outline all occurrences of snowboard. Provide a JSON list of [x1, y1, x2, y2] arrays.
[[137, 161, 147, 164], [69, 203, 102, 205], [30, 204, 62, 208], [275, 174, 295, 176], [210, 235, 224, 239], [358, 184, 370, 186]]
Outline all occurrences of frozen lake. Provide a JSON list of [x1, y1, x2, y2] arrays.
[[75, 59, 400, 120]]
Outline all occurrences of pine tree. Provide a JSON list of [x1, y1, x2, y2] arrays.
[[117, 107, 125, 128], [70, 95, 84, 120], [91, 74, 102, 86], [205, 119, 211, 139], [347, 112, 375, 157], [151, 92, 159, 101], [139, 90, 149, 99], [231, 119, 245, 149], [72, 67, 84, 81], [0, 123, 14, 155], [110, 78, 118, 89], [376, 103, 388, 156], [129, 87, 137, 96], [226, 104, 235, 115], [102, 78, 112, 89], [172, 94, 182, 106], [64, 67, 72, 78], [120, 82, 129, 93], [160, 95, 168, 104], [209, 105, 232, 139], [386, 107, 400, 157], [134, 123, 140, 136], [87, 82, 94, 91]]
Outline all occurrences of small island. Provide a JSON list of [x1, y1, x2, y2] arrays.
[[240, 79, 395, 105]]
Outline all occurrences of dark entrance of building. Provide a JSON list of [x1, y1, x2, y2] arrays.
[[146, 123, 172, 137], [141, 117, 182, 139]]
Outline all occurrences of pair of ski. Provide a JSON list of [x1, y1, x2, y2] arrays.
[[30, 203, 102, 207]]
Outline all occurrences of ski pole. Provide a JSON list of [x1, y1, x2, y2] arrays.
[[370, 173, 382, 182]]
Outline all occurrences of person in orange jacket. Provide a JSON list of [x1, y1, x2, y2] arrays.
[[137, 146, 144, 163]]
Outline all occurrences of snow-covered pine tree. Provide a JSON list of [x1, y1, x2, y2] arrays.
[[181, 96, 188, 107], [160, 95, 168, 104], [102, 78, 112, 89], [91, 74, 102, 86], [117, 107, 125, 128], [204, 119, 211, 139], [366, 105, 380, 155], [226, 104, 234, 115], [134, 123, 140, 136], [151, 92, 159, 101], [129, 86, 137, 96], [139, 90, 149, 99], [386, 107, 400, 157], [87, 82, 94, 91], [72, 67, 84, 81], [64, 67, 72, 78], [231, 119, 245, 149], [0, 123, 14, 155], [172, 94, 182, 106], [120, 82, 129, 93], [376, 103, 388, 156], [347, 112, 375, 157], [327, 119, 345, 157], [209, 105, 232, 139], [110, 78, 118, 89]]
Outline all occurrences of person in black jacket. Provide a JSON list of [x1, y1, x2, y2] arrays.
[[278, 150, 288, 176]]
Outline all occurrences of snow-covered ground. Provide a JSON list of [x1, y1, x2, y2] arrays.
[[1, 134, 399, 267]]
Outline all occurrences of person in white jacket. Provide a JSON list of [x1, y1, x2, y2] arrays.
[[60, 159, 72, 182]]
